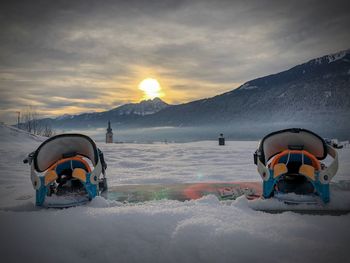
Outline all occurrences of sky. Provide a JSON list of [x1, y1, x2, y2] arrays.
[[0, 0, 349, 124]]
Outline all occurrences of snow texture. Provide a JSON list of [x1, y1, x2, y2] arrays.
[[0, 124, 350, 263], [239, 83, 259, 90]]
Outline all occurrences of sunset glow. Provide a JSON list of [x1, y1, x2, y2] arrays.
[[0, 1, 348, 124]]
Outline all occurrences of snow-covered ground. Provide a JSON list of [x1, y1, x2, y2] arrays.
[[0, 124, 349, 263], [102, 140, 259, 185]]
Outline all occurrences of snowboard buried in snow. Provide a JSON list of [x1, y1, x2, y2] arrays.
[[106, 181, 261, 202], [106, 180, 350, 215]]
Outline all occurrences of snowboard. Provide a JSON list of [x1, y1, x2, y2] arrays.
[[43, 194, 90, 208], [106, 181, 262, 202], [106, 180, 350, 215]]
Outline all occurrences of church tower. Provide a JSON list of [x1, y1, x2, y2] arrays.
[[106, 120, 113, 143]]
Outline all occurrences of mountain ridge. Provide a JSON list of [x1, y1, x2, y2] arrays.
[[110, 97, 170, 116], [44, 97, 170, 127]]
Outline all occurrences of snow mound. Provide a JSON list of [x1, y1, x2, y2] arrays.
[[1, 196, 349, 263], [0, 124, 44, 144], [0, 125, 44, 208]]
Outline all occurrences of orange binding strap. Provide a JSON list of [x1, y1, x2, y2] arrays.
[[47, 156, 92, 172], [270, 150, 321, 171]]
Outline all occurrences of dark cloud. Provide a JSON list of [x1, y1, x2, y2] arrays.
[[0, 0, 349, 123]]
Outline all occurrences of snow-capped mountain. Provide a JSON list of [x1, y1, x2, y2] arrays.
[[312, 49, 350, 64], [55, 114, 74, 121], [111, 97, 170, 116]]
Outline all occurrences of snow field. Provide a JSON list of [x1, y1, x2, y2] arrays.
[[101, 140, 259, 185], [0, 124, 349, 263]]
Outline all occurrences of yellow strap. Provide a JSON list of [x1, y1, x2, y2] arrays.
[[273, 163, 288, 178], [299, 164, 315, 181], [72, 168, 87, 182], [44, 170, 58, 186]]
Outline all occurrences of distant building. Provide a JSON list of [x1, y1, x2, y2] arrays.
[[218, 133, 225, 146], [106, 120, 113, 143]]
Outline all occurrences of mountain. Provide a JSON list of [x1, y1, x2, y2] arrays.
[[134, 49, 350, 137], [42, 98, 170, 128], [110, 97, 170, 116]]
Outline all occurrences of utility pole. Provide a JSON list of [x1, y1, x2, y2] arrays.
[[16, 111, 20, 129]]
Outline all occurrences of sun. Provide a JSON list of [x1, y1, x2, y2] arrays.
[[138, 78, 163, 100]]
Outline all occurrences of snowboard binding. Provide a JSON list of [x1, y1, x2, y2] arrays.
[[254, 128, 338, 203], [24, 134, 108, 208]]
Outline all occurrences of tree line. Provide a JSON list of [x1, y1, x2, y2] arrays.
[[18, 106, 55, 137]]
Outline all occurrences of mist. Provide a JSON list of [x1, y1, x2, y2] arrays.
[[63, 120, 349, 144]]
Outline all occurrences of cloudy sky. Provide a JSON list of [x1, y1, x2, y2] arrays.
[[0, 0, 349, 123]]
